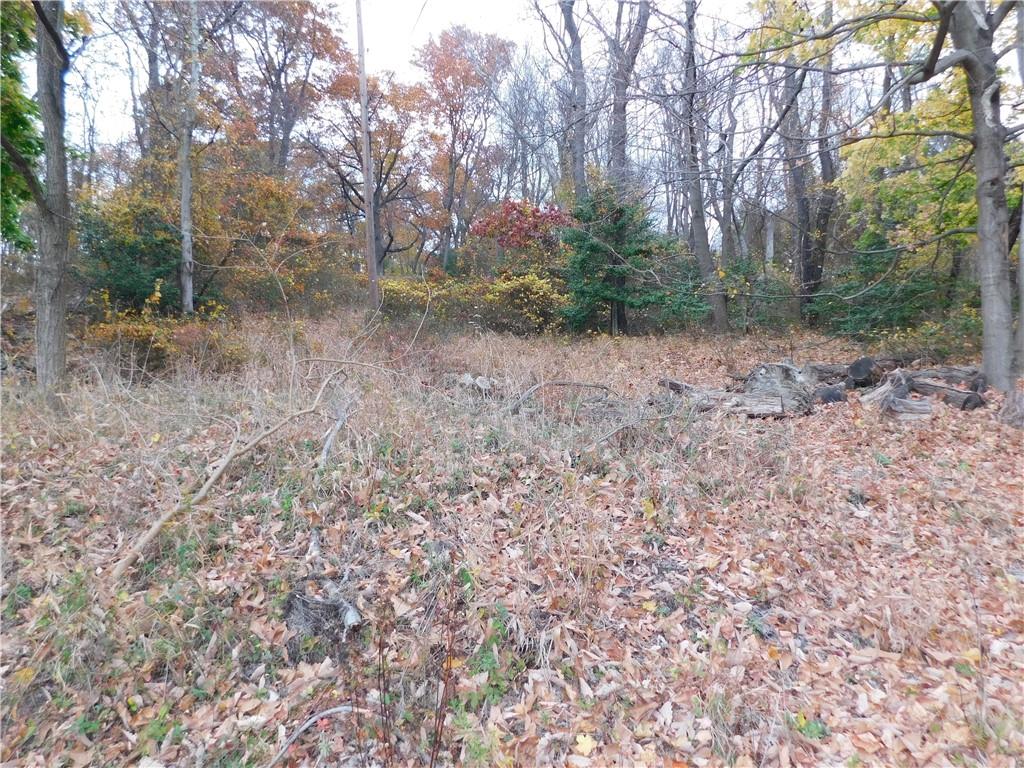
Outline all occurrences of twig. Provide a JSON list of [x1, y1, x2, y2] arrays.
[[429, 560, 460, 768], [265, 704, 355, 768], [508, 380, 614, 414], [110, 368, 347, 582], [317, 398, 355, 472]]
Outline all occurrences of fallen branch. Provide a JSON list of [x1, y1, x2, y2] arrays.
[[860, 370, 932, 421], [317, 397, 356, 471], [508, 380, 613, 414], [266, 704, 356, 768], [111, 368, 346, 582], [658, 377, 804, 417]]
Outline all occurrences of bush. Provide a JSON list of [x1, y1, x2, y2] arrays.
[[808, 229, 947, 337], [87, 281, 242, 375], [78, 198, 183, 312], [873, 303, 983, 362], [481, 273, 567, 334], [378, 273, 568, 334]]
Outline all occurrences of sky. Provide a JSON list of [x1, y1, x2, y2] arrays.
[[361, 0, 540, 78], [71, 0, 762, 146], [71, 0, 552, 146]]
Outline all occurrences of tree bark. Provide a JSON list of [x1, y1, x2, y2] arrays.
[[948, 1, 1014, 391], [559, 0, 588, 202], [33, 1, 71, 396], [682, 0, 728, 331], [179, 0, 199, 314]]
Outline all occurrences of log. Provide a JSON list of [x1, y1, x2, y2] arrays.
[[803, 363, 849, 384], [742, 363, 814, 414], [813, 384, 847, 404], [847, 356, 882, 387], [658, 378, 797, 417], [908, 377, 985, 410], [910, 367, 986, 393], [860, 370, 932, 421]]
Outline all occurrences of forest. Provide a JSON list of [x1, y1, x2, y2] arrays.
[[1, 1, 1023, 766]]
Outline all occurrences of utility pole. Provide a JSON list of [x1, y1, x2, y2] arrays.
[[356, 0, 380, 308]]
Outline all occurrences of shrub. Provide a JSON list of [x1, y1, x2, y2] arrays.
[[481, 272, 567, 334], [87, 281, 243, 375], [873, 303, 982, 362], [78, 198, 183, 311], [378, 273, 568, 335]]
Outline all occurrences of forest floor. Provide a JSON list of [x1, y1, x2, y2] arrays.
[[2, 315, 1022, 768]]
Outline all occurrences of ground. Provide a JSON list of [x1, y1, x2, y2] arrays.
[[1, 317, 1022, 767]]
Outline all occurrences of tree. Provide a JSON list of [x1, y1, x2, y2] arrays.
[[1, 1, 72, 395], [308, 77, 425, 274], [0, 1, 42, 251], [416, 26, 513, 272], [679, 0, 728, 331], [536, 0, 589, 203], [563, 181, 660, 333]]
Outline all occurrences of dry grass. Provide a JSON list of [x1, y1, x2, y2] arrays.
[[1, 315, 1021, 767]]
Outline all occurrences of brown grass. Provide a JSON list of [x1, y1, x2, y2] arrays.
[[1, 314, 1021, 766]]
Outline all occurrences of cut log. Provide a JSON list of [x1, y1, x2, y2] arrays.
[[910, 367, 986, 393], [908, 377, 985, 410], [658, 378, 799, 417], [861, 370, 932, 421], [803, 363, 849, 384], [813, 384, 847, 404], [742, 363, 814, 414], [847, 356, 882, 387]]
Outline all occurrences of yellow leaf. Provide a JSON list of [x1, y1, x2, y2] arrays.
[[642, 498, 656, 520], [962, 647, 981, 664], [642, 600, 658, 613], [10, 666, 36, 687], [151, 433, 161, 443], [575, 733, 597, 756]]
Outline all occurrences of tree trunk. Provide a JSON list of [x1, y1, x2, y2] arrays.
[[1016, 5, 1024, 377], [778, 64, 815, 314], [559, 0, 588, 203], [682, 0, 728, 331], [356, 0, 380, 304], [34, 1, 71, 396], [606, 0, 649, 187], [949, 2, 1014, 391], [179, 0, 199, 314], [808, 1, 836, 319]]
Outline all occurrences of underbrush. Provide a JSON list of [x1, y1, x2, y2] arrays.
[[2, 316, 1021, 766]]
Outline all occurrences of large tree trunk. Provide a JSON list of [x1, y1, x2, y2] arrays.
[[34, 1, 71, 396], [778, 64, 816, 315], [606, 0, 649, 187], [808, 1, 836, 318], [682, 0, 728, 331], [179, 0, 199, 314], [559, 0, 588, 203], [1015, 6, 1024, 377], [949, 2, 1014, 391]]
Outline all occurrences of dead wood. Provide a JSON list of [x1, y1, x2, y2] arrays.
[[908, 377, 986, 410], [508, 380, 613, 414], [658, 377, 802, 417], [861, 370, 932, 421], [111, 367, 348, 582]]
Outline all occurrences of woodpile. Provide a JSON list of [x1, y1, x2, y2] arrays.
[[659, 357, 989, 420]]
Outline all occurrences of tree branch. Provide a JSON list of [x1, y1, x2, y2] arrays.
[[0, 134, 46, 211], [32, 1, 70, 72]]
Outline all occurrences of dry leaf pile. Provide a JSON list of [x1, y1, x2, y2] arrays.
[[2, 319, 1021, 767]]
